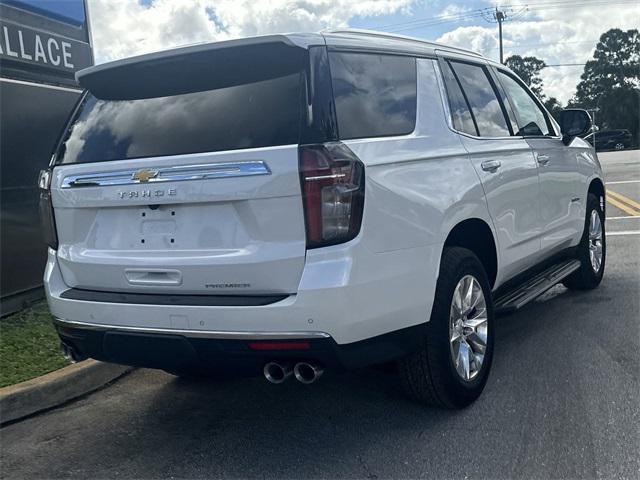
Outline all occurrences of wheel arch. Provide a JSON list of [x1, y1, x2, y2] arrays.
[[588, 177, 605, 213], [443, 218, 498, 288]]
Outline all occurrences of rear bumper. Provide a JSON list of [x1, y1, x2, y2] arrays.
[[45, 238, 441, 343], [54, 317, 426, 375], [45, 238, 441, 371]]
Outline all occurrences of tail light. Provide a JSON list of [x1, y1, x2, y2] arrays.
[[299, 142, 364, 248], [38, 169, 58, 250]]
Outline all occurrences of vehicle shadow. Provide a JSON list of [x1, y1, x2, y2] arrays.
[[104, 365, 471, 478], [112, 285, 587, 478]]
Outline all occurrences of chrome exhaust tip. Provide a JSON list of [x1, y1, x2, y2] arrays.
[[293, 362, 324, 384], [263, 362, 292, 384]]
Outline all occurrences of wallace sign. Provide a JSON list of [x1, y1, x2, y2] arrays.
[[0, 0, 92, 314], [0, 20, 91, 74]]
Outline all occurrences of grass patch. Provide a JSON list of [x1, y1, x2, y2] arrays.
[[0, 301, 70, 388]]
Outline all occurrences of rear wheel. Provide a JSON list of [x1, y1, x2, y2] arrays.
[[614, 142, 625, 150], [563, 193, 605, 290], [398, 247, 494, 408]]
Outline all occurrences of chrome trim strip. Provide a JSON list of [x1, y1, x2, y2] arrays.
[[61, 161, 271, 188], [53, 317, 331, 340]]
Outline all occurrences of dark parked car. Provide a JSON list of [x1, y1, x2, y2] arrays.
[[586, 129, 633, 151]]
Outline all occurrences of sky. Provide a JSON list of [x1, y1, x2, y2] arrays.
[[87, 0, 640, 104]]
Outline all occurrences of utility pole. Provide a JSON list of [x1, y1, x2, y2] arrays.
[[483, 6, 526, 64], [494, 8, 506, 64]]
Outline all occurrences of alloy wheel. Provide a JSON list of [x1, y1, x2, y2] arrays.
[[449, 275, 488, 382], [588, 209, 603, 273]]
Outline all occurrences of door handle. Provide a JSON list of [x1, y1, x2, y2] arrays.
[[536, 154, 550, 166], [481, 160, 501, 172]]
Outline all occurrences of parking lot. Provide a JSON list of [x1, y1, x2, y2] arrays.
[[2, 150, 638, 479]]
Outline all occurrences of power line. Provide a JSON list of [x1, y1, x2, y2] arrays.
[[372, 0, 637, 66], [376, 0, 638, 34], [543, 63, 587, 67], [500, 0, 637, 10], [377, 9, 487, 30], [380, 10, 489, 33], [480, 1, 636, 64], [488, 39, 600, 52]]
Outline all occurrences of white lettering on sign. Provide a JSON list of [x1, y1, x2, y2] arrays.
[[47, 37, 60, 66], [18, 30, 32, 60], [34, 35, 46, 63], [3, 26, 18, 57], [0, 24, 78, 70], [61, 41, 73, 68]]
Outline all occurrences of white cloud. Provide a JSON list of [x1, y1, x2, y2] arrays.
[[86, 1, 639, 104], [87, 0, 413, 63], [438, 4, 471, 17], [437, 25, 498, 54], [435, 3, 640, 104]]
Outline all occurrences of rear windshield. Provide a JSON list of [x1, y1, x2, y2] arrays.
[[57, 73, 304, 164]]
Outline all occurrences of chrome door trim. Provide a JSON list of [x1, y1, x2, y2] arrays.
[[60, 161, 271, 188], [53, 317, 331, 340]]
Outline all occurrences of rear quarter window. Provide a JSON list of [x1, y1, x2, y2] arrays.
[[328, 52, 417, 140]]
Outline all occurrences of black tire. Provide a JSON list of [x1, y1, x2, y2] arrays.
[[398, 247, 494, 409], [563, 193, 606, 290]]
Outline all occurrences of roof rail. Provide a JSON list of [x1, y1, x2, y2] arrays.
[[326, 28, 482, 57]]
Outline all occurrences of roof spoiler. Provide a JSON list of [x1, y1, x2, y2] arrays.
[[77, 35, 307, 100]]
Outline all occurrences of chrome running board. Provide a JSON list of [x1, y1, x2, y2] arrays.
[[494, 259, 581, 315]]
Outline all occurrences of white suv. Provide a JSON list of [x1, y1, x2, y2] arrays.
[[40, 30, 605, 408]]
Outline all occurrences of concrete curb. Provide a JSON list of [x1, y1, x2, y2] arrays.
[[0, 360, 132, 424]]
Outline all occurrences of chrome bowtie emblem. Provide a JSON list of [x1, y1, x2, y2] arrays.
[[132, 169, 159, 183]]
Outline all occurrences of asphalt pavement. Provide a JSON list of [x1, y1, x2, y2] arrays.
[[2, 150, 639, 480]]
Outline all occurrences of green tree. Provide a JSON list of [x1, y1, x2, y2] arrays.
[[543, 97, 563, 121], [571, 28, 640, 143], [504, 55, 547, 98]]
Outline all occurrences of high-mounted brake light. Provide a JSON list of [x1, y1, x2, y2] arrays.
[[299, 142, 365, 248], [38, 169, 58, 250]]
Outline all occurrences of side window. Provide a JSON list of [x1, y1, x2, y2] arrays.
[[449, 61, 511, 137], [440, 61, 477, 136], [490, 73, 520, 135], [328, 52, 417, 139], [496, 70, 552, 136]]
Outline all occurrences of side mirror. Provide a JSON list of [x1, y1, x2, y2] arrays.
[[559, 109, 592, 146]]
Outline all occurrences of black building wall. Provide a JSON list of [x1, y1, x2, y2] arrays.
[[0, 0, 93, 314]]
